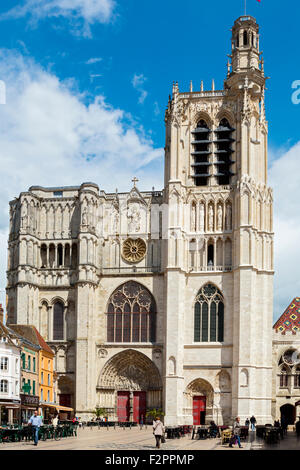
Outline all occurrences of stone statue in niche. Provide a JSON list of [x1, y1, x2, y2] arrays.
[[225, 204, 232, 230], [20, 203, 28, 229], [127, 203, 141, 233], [82, 208, 88, 225], [191, 204, 196, 232], [112, 205, 119, 233], [199, 203, 205, 232], [217, 205, 223, 231], [208, 205, 214, 232]]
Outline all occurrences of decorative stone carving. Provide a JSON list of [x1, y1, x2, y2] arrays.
[[186, 378, 214, 407], [225, 204, 232, 231], [217, 204, 223, 231], [82, 208, 88, 225], [98, 348, 108, 358], [122, 238, 146, 263], [127, 204, 141, 233], [153, 349, 162, 359], [199, 203, 205, 232], [98, 350, 162, 391], [208, 205, 214, 232]]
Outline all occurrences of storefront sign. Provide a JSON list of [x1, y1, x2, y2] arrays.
[[20, 394, 39, 407]]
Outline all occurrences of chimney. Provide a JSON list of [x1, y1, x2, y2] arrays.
[[0, 304, 4, 324]]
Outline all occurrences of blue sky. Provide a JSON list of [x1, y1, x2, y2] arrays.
[[0, 0, 299, 320], [0, 0, 298, 151]]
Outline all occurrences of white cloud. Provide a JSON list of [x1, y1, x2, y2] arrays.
[[132, 73, 148, 105], [269, 141, 300, 321], [0, 0, 116, 37], [0, 50, 164, 310], [85, 57, 103, 64]]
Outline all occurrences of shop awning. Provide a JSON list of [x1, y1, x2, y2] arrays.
[[40, 403, 73, 412], [0, 403, 20, 409], [56, 405, 73, 412]]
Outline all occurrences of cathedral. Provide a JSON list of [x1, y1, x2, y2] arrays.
[[6, 15, 275, 425]]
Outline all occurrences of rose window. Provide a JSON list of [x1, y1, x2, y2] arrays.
[[122, 238, 146, 263]]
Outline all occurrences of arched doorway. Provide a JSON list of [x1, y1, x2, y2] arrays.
[[97, 350, 162, 423], [280, 404, 296, 426], [185, 378, 214, 425]]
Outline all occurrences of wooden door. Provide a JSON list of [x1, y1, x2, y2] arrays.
[[193, 396, 206, 425], [133, 391, 146, 423], [117, 391, 130, 422]]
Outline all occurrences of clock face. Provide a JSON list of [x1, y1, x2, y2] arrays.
[[122, 238, 147, 263]]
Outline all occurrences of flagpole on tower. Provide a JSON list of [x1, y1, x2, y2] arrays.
[[244, 0, 247, 15]]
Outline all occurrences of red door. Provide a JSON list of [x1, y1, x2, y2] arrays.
[[133, 392, 146, 423], [117, 392, 130, 422], [193, 396, 206, 425]]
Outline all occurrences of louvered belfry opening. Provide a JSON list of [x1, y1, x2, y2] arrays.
[[191, 119, 211, 187], [214, 118, 235, 186]]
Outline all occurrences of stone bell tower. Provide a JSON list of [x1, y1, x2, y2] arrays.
[[163, 15, 273, 426]]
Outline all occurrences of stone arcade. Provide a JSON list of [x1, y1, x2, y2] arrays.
[[6, 16, 274, 425]]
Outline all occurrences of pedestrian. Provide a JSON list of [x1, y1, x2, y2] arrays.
[[295, 417, 300, 438], [250, 415, 256, 431], [245, 418, 250, 427], [209, 421, 218, 438], [52, 415, 59, 427], [153, 416, 165, 449], [229, 417, 243, 449], [28, 409, 43, 446]]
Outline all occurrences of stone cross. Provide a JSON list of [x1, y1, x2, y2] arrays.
[[132, 177, 139, 187]]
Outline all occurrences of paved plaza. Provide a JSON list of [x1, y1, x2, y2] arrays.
[[1, 427, 299, 451]]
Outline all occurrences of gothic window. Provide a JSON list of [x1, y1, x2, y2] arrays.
[[53, 301, 64, 341], [65, 244, 70, 266], [71, 244, 78, 268], [243, 30, 248, 46], [41, 244, 47, 268], [191, 119, 212, 187], [207, 243, 214, 269], [57, 244, 63, 267], [194, 283, 224, 342], [294, 367, 300, 388], [106, 281, 156, 343], [49, 244, 55, 268], [280, 366, 289, 387], [214, 118, 235, 185]]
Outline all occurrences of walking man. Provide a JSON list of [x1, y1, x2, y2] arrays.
[[28, 410, 43, 446], [229, 417, 243, 449], [250, 415, 256, 431]]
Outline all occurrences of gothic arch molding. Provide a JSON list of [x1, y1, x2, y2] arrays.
[[97, 349, 162, 391]]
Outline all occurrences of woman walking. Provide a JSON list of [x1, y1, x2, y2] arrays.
[[153, 416, 165, 449]]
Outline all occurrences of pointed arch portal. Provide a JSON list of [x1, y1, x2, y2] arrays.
[[97, 349, 162, 423]]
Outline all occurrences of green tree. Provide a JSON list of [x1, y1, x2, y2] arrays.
[[145, 408, 165, 421], [92, 407, 106, 419]]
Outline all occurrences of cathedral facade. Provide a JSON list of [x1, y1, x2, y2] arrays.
[[6, 15, 274, 425]]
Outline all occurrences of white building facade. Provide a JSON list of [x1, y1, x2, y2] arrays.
[[6, 16, 274, 425], [0, 322, 21, 424]]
